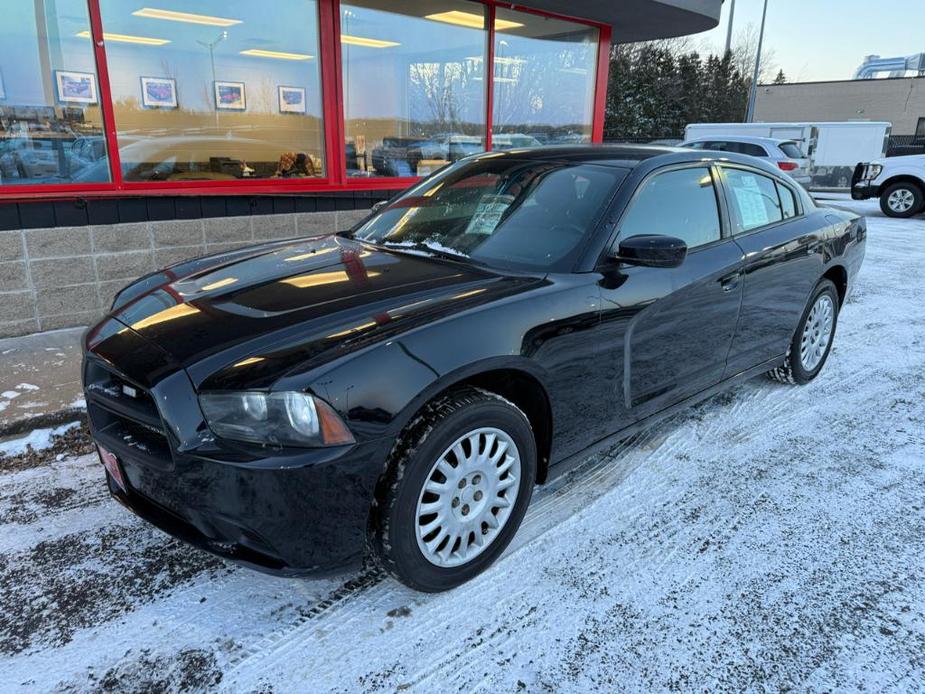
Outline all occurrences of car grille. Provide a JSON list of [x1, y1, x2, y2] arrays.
[[84, 358, 173, 470]]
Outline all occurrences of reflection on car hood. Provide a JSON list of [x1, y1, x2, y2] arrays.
[[102, 234, 540, 389]]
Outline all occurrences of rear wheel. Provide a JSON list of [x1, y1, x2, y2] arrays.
[[880, 181, 924, 218], [372, 387, 536, 592], [768, 279, 839, 385]]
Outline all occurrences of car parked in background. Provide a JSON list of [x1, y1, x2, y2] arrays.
[[681, 135, 812, 187], [83, 146, 865, 592], [852, 153, 925, 217]]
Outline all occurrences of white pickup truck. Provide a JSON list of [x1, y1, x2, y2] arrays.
[[852, 154, 925, 218]]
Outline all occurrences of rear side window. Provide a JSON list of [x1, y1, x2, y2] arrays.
[[723, 168, 784, 232], [620, 167, 721, 249], [779, 142, 804, 158], [777, 182, 798, 218], [736, 142, 768, 157]]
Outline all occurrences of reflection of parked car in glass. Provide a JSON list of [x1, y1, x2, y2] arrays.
[[369, 137, 426, 177], [491, 133, 542, 150], [67, 136, 108, 172], [74, 136, 321, 182], [0, 136, 62, 180]]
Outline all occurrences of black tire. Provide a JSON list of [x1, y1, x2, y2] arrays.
[[880, 181, 924, 218], [768, 279, 839, 385], [372, 387, 536, 592]]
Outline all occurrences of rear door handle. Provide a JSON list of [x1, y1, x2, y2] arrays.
[[720, 272, 741, 292]]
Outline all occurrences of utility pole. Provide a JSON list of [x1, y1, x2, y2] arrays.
[[723, 0, 736, 55], [745, 0, 768, 123]]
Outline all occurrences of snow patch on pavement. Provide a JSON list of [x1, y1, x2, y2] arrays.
[[0, 421, 80, 458]]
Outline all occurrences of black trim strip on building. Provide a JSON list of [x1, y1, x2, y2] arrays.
[[0, 191, 400, 231]]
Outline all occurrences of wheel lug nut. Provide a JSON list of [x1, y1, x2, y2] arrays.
[[473, 474, 481, 484], [452, 498, 460, 508], [458, 479, 466, 489], [462, 504, 470, 515], [474, 491, 483, 501]]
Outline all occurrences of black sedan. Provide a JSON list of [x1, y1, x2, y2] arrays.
[[83, 146, 866, 592]]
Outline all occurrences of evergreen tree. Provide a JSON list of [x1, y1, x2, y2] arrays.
[[773, 69, 787, 85]]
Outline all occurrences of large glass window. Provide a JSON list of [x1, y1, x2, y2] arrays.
[[0, 0, 110, 186], [95, 1, 325, 183], [491, 10, 598, 149], [340, 0, 488, 178], [620, 168, 721, 249]]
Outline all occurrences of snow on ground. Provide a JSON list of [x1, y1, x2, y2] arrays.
[[1, 200, 924, 692], [0, 422, 80, 458]]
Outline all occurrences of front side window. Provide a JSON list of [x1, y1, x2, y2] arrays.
[[354, 159, 622, 271], [0, 0, 110, 186], [341, 0, 488, 178], [723, 168, 784, 232], [619, 167, 721, 250], [97, 0, 325, 183], [491, 10, 599, 149]]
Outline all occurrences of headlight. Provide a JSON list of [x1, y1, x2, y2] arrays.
[[199, 391, 355, 447], [866, 164, 882, 179]]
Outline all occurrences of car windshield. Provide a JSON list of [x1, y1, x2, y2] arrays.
[[353, 158, 623, 272], [779, 142, 804, 159]]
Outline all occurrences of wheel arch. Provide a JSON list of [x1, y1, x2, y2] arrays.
[[879, 174, 925, 196], [822, 264, 848, 308]]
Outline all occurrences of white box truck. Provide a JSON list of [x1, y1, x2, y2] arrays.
[[684, 121, 891, 190]]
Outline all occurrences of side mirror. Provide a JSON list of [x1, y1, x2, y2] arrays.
[[612, 234, 687, 269], [370, 200, 388, 215]]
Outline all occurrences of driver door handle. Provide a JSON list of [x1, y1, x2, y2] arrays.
[[720, 272, 741, 292]]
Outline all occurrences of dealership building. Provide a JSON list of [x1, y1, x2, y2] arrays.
[[0, 0, 719, 338]]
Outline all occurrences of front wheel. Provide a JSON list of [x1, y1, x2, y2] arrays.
[[372, 387, 536, 592], [768, 279, 839, 385], [880, 181, 924, 218]]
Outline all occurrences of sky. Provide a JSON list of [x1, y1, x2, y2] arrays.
[[690, 0, 925, 83]]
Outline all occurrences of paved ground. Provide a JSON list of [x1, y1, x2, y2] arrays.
[[0, 327, 84, 435], [1, 199, 923, 692]]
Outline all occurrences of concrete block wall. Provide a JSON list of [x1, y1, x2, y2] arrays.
[[0, 208, 370, 338]]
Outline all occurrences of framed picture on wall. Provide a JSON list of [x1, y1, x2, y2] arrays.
[[214, 81, 246, 111], [278, 86, 306, 114], [140, 76, 178, 109], [54, 70, 98, 104]]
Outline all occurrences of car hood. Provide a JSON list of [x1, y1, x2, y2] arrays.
[[99, 234, 540, 389]]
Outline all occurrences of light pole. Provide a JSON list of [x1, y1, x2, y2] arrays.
[[723, 0, 736, 56], [198, 30, 228, 129], [745, 0, 768, 123]]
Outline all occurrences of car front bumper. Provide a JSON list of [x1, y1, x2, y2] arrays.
[[98, 434, 389, 576], [82, 326, 390, 577], [851, 181, 878, 200]]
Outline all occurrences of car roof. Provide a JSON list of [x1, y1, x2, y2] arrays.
[[465, 143, 789, 173], [684, 135, 795, 146], [467, 144, 688, 168]]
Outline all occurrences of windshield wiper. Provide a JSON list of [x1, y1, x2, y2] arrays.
[[379, 240, 471, 263]]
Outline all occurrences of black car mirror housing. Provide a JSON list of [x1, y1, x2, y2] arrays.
[[611, 234, 688, 269]]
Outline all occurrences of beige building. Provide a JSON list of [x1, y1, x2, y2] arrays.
[[755, 77, 925, 135]]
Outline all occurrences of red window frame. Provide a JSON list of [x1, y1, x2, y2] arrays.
[[0, 0, 610, 202]]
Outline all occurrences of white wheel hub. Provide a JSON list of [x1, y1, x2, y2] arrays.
[[415, 427, 521, 568], [888, 188, 915, 213]]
